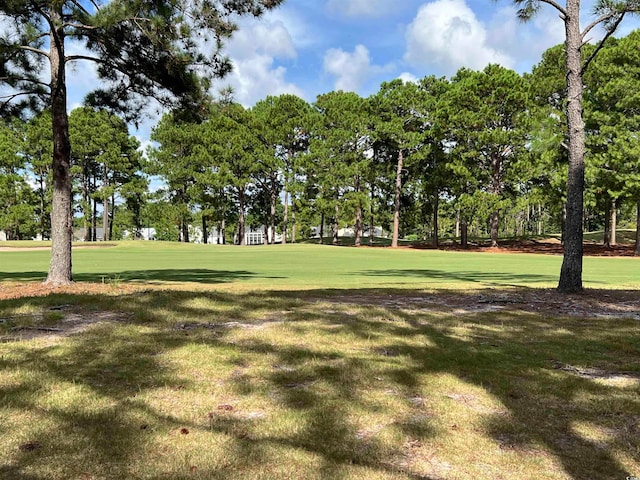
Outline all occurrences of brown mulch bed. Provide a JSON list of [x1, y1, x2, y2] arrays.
[[407, 239, 639, 257]]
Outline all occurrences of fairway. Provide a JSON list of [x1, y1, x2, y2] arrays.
[[1, 241, 639, 289]]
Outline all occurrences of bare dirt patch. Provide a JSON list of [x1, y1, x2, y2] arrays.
[[407, 239, 639, 257], [308, 288, 640, 320], [1, 310, 133, 343]]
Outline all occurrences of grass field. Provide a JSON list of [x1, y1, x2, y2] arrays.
[[1, 240, 640, 289], [0, 242, 639, 479]]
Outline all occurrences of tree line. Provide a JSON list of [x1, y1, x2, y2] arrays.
[[2, 0, 640, 292], [3, 33, 640, 252]]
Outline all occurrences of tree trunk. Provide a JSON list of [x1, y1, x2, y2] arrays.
[[92, 180, 97, 242], [432, 192, 439, 248], [604, 200, 611, 247], [109, 192, 115, 241], [391, 150, 404, 248], [369, 184, 375, 246], [238, 189, 246, 246], [291, 196, 297, 243], [263, 223, 269, 245], [39, 173, 47, 240], [461, 219, 468, 249], [102, 167, 109, 241], [537, 202, 543, 236], [635, 200, 640, 255], [558, 5, 585, 293], [333, 202, 339, 246], [611, 198, 617, 246], [269, 181, 276, 244], [45, 10, 73, 285], [202, 215, 208, 244], [455, 206, 460, 241], [319, 211, 325, 245], [354, 176, 362, 247], [282, 191, 288, 245], [82, 168, 90, 242], [490, 210, 499, 247]]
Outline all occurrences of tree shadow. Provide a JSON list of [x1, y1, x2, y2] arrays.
[[0, 287, 637, 478], [0, 269, 285, 284], [357, 268, 562, 286]]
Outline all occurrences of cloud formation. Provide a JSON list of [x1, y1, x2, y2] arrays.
[[404, 0, 513, 75], [213, 17, 304, 106], [324, 44, 394, 92]]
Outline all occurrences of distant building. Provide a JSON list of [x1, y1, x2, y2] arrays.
[[310, 226, 385, 239], [74, 227, 105, 241], [0, 231, 6, 242]]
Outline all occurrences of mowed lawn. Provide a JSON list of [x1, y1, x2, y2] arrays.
[[1, 243, 639, 479], [1, 241, 640, 289]]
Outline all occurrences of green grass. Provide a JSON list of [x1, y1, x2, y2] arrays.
[[1, 242, 639, 478], [0, 288, 638, 479], [1, 240, 640, 289]]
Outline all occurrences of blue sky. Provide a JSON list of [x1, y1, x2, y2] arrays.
[[4, 0, 639, 148]]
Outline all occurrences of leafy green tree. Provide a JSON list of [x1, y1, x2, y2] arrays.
[[440, 65, 529, 247], [511, 0, 640, 292], [23, 111, 53, 239], [0, 120, 37, 239], [252, 94, 312, 244], [148, 113, 203, 242], [199, 102, 262, 246], [311, 91, 371, 246], [369, 79, 437, 248], [584, 31, 640, 248], [0, 0, 283, 284], [69, 107, 142, 241]]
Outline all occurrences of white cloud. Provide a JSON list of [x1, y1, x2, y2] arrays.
[[398, 72, 419, 83], [212, 16, 304, 106], [404, 0, 513, 75], [324, 44, 392, 92], [487, 5, 564, 70], [326, 0, 394, 17], [222, 54, 305, 106]]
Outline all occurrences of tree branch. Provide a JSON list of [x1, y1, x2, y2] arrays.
[[582, 11, 618, 39], [0, 76, 50, 88], [581, 12, 625, 76], [539, 0, 567, 17], [66, 54, 102, 63], [16, 45, 49, 58]]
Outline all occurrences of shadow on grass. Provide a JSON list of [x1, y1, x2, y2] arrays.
[[357, 268, 558, 286], [0, 288, 638, 479], [0, 269, 283, 284]]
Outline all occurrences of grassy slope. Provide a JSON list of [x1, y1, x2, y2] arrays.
[[1, 241, 639, 289]]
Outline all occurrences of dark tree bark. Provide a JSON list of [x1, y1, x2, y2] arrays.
[[432, 192, 439, 248], [103, 167, 109, 242], [461, 219, 468, 249], [354, 176, 362, 247], [558, 4, 585, 293], [291, 195, 297, 243], [391, 149, 404, 248], [282, 191, 288, 245], [604, 200, 611, 247], [635, 200, 640, 255], [202, 215, 208, 244], [237, 189, 246, 246], [45, 8, 73, 285], [319, 211, 325, 245], [332, 202, 339, 246], [611, 198, 617, 246]]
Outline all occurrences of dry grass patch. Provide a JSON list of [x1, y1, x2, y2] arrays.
[[0, 288, 639, 479]]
